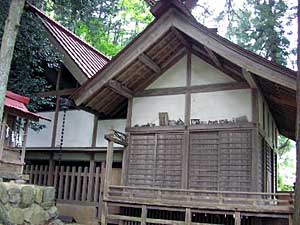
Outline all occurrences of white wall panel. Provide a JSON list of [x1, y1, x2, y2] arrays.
[[191, 54, 234, 85], [191, 89, 252, 122], [147, 56, 187, 89], [132, 95, 185, 126]]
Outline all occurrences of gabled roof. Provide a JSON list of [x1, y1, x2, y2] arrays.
[[71, 1, 297, 139], [5, 91, 48, 121], [26, 3, 109, 84]]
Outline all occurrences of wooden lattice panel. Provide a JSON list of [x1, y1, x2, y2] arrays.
[[219, 130, 252, 192], [154, 133, 183, 188], [189, 132, 219, 190], [127, 134, 156, 186]]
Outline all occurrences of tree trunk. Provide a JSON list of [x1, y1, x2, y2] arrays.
[[0, 0, 25, 123], [293, 0, 300, 224]]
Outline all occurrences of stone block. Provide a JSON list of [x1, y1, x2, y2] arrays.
[[43, 187, 55, 203], [23, 203, 49, 225], [7, 186, 21, 206], [7, 206, 24, 225], [47, 206, 58, 219], [0, 184, 8, 204], [34, 187, 43, 204], [20, 186, 34, 208]]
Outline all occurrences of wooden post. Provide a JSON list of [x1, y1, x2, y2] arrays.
[[20, 119, 29, 174], [92, 116, 98, 147], [100, 202, 108, 225], [51, 69, 62, 147], [294, 1, 300, 224], [0, 0, 25, 123], [0, 113, 8, 159], [185, 208, 191, 225], [47, 153, 55, 186], [87, 154, 95, 201], [234, 211, 241, 225], [104, 139, 114, 199], [141, 205, 147, 225]]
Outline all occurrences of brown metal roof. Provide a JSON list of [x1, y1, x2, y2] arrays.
[[27, 3, 109, 79]]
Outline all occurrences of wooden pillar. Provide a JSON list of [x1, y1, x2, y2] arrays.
[[0, 112, 8, 159], [92, 115, 98, 147], [185, 208, 191, 225], [234, 211, 241, 225], [141, 205, 147, 225], [294, 2, 300, 224], [20, 119, 29, 174], [51, 69, 62, 147], [183, 51, 191, 189], [47, 153, 55, 186], [100, 201, 108, 225], [103, 139, 114, 199], [87, 153, 95, 201]]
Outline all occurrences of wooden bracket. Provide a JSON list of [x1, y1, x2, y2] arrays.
[[138, 53, 161, 73], [106, 80, 133, 98]]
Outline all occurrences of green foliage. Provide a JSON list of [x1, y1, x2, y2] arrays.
[[224, 0, 292, 66], [277, 135, 292, 160], [48, 0, 154, 57], [0, 0, 61, 112]]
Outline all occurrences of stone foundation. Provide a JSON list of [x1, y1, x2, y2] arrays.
[[0, 181, 63, 225]]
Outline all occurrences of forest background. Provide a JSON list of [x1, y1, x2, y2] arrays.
[[0, 0, 297, 191]]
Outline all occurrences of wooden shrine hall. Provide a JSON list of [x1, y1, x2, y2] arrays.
[[23, 0, 297, 225]]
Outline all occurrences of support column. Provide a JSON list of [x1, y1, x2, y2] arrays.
[[87, 153, 95, 201], [47, 153, 55, 186], [0, 112, 8, 160], [185, 208, 191, 225], [235, 211, 241, 225], [103, 140, 113, 199], [141, 205, 147, 225], [20, 119, 29, 174]]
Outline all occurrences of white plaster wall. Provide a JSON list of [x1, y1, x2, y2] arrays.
[[132, 95, 185, 126], [27, 112, 54, 147], [146, 56, 187, 89], [191, 89, 252, 122], [96, 119, 126, 147], [56, 110, 94, 147], [191, 54, 235, 85]]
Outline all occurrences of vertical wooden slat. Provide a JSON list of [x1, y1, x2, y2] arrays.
[[43, 165, 48, 186], [75, 166, 82, 201], [152, 134, 158, 186], [234, 211, 241, 225], [53, 166, 59, 190], [141, 205, 147, 225], [33, 165, 38, 185], [121, 134, 130, 186], [104, 140, 114, 198], [92, 116, 98, 147], [185, 208, 191, 225], [126, 98, 133, 129], [38, 165, 43, 185], [98, 162, 106, 220], [20, 119, 29, 173], [0, 113, 8, 160], [58, 166, 64, 200], [69, 166, 76, 201], [29, 165, 34, 184], [82, 166, 88, 201], [64, 166, 70, 200], [87, 154, 95, 202], [47, 154, 55, 186], [94, 166, 100, 202]]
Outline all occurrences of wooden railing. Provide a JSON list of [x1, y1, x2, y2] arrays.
[[107, 185, 294, 214]]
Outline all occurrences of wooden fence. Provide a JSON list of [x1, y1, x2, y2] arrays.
[[24, 164, 105, 208]]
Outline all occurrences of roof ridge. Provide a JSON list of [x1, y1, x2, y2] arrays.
[[26, 2, 110, 62]]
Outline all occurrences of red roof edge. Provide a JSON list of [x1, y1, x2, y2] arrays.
[[6, 91, 30, 105]]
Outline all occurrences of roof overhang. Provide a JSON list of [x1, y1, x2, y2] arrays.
[[71, 6, 297, 139]]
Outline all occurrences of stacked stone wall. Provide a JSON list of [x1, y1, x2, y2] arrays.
[[0, 182, 63, 225]]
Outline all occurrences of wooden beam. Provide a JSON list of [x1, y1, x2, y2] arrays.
[[73, 10, 174, 105], [235, 211, 241, 225], [106, 80, 133, 98], [242, 69, 258, 89], [36, 88, 77, 98], [141, 205, 147, 225], [138, 53, 161, 73], [204, 46, 222, 68], [0, 113, 8, 160], [135, 82, 249, 97], [173, 13, 296, 90], [103, 139, 113, 199], [171, 27, 191, 49], [20, 119, 29, 173], [91, 115, 98, 147]]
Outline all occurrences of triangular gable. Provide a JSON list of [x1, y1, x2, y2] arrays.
[[191, 54, 235, 85], [147, 56, 187, 89], [27, 3, 109, 84]]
